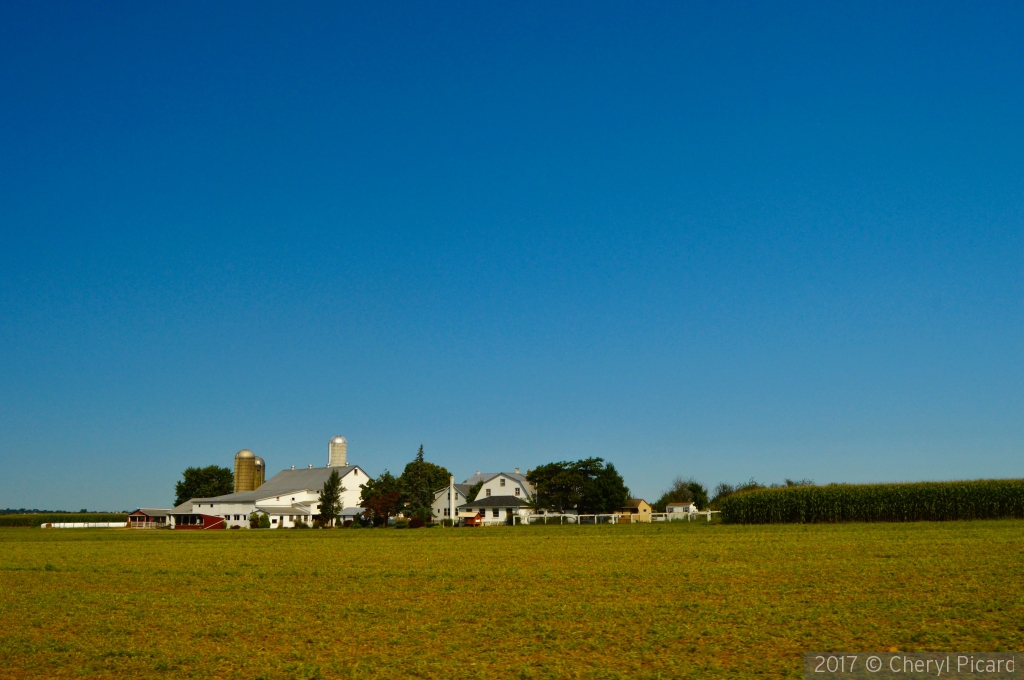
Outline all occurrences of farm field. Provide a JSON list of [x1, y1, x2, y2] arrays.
[[1, 521, 1022, 680]]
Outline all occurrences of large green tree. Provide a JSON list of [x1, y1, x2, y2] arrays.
[[397, 445, 451, 518], [652, 477, 709, 512], [174, 466, 233, 507], [318, 469, 346, 526], [360, 470, 402, 525], [527, 458, 629, 514]]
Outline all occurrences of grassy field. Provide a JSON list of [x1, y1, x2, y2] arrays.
[[1, 521, 1022, 680]]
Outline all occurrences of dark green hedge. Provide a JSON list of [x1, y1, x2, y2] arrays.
[[0, 513, 128, 527], [719, 479, 1024, 524]]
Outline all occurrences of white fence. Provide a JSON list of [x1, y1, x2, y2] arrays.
[[40, 522, 127, 529], [515, 511, 720, 525]]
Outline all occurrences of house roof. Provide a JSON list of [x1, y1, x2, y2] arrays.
[[130, 508, 171, 516], [458, 495, 531, 508], [462, 471, 529, 486], [170, 501, 193, 514], [621, 498, 650, 509], [433, 483, 475, 499], [191, 466, 360, 504]]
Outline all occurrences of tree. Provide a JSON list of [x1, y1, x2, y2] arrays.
[[360, 470, 403, 526], [710, 478, 764, 508], [464, 481, 483, 503], [174, 466, 233, 507], [527, 458, 629, 514], [318, 469, 346, 527], [397, 445, 452, 518], [362, 492, 401, 527], [652, 477, 709, 512]]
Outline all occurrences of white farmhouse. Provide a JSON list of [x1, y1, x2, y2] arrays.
[[464, 469, 534, 502], [431, 483, 476, 521], [174, 465, 369, 529], [666, 501, 698, 515], [457, 496, 532, 525]]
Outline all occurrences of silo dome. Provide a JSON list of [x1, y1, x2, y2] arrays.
[[234, 449, 257, 493], [328, 436, 348, 467]]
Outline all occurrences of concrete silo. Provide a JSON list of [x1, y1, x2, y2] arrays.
[[234, 449, 256, 493], [253, 456, 265, 489], [328, 436, 347, 467]]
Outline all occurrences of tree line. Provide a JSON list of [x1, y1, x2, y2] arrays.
[[651, 476, 816, 511]]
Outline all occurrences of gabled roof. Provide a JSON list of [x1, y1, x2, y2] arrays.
[[130, 508, 171, 516], [458, 495, 531, 508], [464, 471, 534, 492], [621, 498, 650, 509], [171, 501, 193, 514], [191, 466, 361, 504], [433, 483, 475, 499]]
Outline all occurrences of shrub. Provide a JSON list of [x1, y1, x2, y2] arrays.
[[258, 514, 271, 529], [409, 517, 424, 528], [720, 478, 1024, 524], [394, 518, 409, 529], [343, 520, 353, 528]]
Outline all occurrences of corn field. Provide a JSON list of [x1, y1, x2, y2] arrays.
[[719, 479, 1024, 524]]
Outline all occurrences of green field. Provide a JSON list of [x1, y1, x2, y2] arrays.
[[1, 521, 1022, 680]]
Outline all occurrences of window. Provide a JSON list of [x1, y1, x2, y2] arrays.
[[500, 478, 506, 487], [492, 509, 500, 517], [289, 515, 294, 521], [514, 487, 520, 496], [272, 519, 278, 524], [224, 515, 230, 519], [486, 489, 491, 497]]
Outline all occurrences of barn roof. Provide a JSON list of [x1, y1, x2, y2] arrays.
[[191, 466, 360, 504], [130, 508, 171, 517]]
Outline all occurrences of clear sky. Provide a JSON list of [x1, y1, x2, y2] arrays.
[[1, 2, 1021, 511]]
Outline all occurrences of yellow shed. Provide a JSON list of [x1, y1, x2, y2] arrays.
[[617, 498, 652, 523]]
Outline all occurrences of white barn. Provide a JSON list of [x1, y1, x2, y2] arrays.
[[175, 465, 369, 529]]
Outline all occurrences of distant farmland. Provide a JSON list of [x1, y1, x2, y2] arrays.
[[0, 513, 127, 528], [1, 521, 1022, 679]]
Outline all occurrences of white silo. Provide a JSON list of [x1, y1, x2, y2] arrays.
[[328, 436, 348, 467]]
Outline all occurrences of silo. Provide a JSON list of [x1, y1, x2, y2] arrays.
[[234, 449, 256, 493], [328, 436, 347, 467], [253, 456, 265, 489]]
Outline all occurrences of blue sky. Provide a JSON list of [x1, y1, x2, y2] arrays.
[[1, 2, 1021, 510]]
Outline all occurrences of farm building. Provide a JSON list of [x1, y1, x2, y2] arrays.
[[169, 501, 226, 530], [431, 483, 476, 520], [173, 465, 368, 529], [666, 501, 698, 514], [618, 498, 653, 523], [463, 469, 535, 501], [127, 508, 171, 528], [457, 496, 531, 525], [432, 470, 535, 523]]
